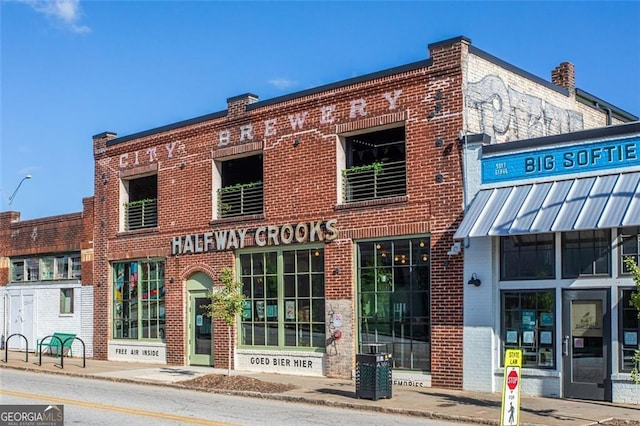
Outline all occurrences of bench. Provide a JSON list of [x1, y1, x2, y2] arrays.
[[37, 333, 76, 358]]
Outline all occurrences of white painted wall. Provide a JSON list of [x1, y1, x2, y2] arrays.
[[236, 349, 325, 377], [3, 282, 93, 357], [463, 236, 496, 392]]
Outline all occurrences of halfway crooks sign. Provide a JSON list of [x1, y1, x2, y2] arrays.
[[171, 219, 338, 255]]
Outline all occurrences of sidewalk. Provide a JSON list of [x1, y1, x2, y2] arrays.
[[1, 352, 639, 426]]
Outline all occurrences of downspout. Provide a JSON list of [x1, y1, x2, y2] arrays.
[[1, 294, 6, 350], [595, 102, 613, 126]]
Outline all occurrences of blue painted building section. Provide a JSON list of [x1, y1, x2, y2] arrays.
[[482, 137, 640, 184]]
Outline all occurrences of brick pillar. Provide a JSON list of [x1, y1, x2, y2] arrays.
[[92, 131, 118, 360], [81, 196, 94, 287], [425, 36, 467, 390], [0, 212, 20, 285], [324, 238, 355, 379]]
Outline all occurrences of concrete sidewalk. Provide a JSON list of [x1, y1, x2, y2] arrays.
[[1, 353, 639, 426]]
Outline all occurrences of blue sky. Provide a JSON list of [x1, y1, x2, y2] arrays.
[[1, 0, 639, 220]]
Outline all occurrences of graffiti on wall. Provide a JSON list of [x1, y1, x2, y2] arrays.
[[465, 75, 584, 143]]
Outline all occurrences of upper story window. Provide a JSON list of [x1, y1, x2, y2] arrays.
[[561, 230, 611, 278], [620, 226, 640, 274], [500, 234, 555, 280], [11, 254, 81, 282], [341, 126, 406, 203], [122, 174, 158, 231], [216, 154, 263, 218]]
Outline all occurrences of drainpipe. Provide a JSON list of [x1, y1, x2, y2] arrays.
[[595, 102, 612, 126], [1, 294, 6, 350]]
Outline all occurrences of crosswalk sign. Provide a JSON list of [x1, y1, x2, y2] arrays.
[[500, 349, 522, 426]]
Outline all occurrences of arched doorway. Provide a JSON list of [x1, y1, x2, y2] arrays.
[[186, 272, 213, 366]]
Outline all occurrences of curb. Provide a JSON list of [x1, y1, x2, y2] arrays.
[[1, 363, 550, 426]]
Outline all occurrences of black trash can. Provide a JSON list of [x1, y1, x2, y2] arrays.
[[355, 352, 392, 400]]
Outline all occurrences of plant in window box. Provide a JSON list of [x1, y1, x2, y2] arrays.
[[343, 161, 384, 176], [623, 257, 640, 384], [125, 198, 156, 207], [219, 181, 262, 194], [343, 162, 386, 201], [219, 181, 262, 216]]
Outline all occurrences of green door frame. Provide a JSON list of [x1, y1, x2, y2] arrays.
[[187, 273, 214, 366]]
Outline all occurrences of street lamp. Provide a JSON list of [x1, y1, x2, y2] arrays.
[[4, 175, 32, 206]]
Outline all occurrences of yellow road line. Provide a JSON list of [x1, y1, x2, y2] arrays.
[[0, 389, 238, 426]]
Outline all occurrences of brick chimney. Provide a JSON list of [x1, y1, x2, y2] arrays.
[[227, 93, 259, 118], [551, 62, 575, 94]]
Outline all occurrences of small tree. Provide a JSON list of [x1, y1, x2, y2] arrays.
[[623, 257, 640, 384], [204, 267, 245, 376]]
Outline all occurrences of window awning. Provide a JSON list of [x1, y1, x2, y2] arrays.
[[454, 171, 640, 238]]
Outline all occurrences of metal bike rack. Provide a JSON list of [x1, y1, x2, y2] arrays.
[[2, 333, 29, 363]]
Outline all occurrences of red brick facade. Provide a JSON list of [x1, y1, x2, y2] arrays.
[[92, 37, 470, 387], [0, 35, 628, 391], [0, 198, 94, 286]]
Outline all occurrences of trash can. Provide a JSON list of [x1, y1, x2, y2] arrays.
[[355, 352, 392, 400]]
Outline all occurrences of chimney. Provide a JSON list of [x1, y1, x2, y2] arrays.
[[551, 62, 575, 94], [227, 93, 259, 118]]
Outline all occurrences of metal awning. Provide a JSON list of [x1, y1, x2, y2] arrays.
[[454, 171, 640, 238]]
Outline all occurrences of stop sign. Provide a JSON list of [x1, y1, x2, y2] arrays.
[[507, 369, 519, 390]]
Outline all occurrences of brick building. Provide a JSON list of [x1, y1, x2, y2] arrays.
[[0, 198, 94, 357], [91, 36, 635, 389]]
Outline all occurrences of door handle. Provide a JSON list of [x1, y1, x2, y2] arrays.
[[562, 335, 570, 356]]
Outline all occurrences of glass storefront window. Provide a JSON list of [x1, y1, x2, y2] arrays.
[[112, 260, 165, 340], [620, 289, 640, 372], [240, 248, 325, 349], [357, 238, 430, 372], [502, 290, 555, 368]]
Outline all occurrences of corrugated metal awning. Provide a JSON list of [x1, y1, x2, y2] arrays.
[[454, 172, 640, 238]]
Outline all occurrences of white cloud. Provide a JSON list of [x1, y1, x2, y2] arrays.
[[19, 0, 91, 34], [268, 78, 297, 91]]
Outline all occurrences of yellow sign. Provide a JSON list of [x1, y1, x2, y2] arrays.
[[501, 349, 522, 426], [505, 349, 522, 367]]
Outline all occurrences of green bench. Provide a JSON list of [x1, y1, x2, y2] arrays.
[[37, 332, 76, 358]]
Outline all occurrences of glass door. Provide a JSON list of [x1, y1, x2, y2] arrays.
[[562, 289, 610, 401], [188, 292, 212, 366]]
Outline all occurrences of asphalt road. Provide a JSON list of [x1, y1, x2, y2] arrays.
[[0, 369, 463, 425]]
